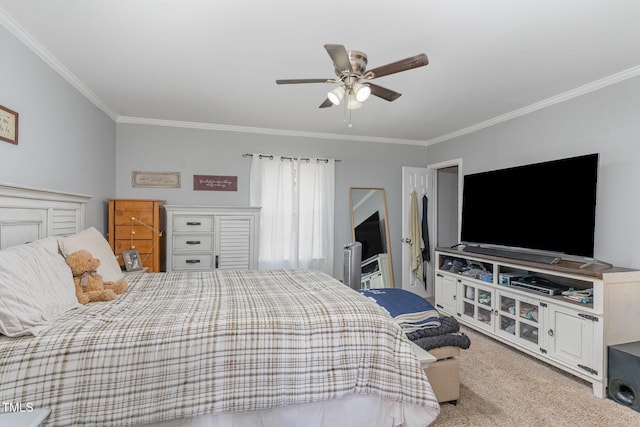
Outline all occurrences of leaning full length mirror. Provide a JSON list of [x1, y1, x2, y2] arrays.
[[350, 187, 394, 288]]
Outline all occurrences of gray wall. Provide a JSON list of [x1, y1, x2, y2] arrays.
[[427, 75, 640, 269], [116, 123, 427, 281], [0, 26, 116, 231], [436, 167, 458, 248]]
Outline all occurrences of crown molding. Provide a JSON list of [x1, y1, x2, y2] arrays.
[[425, 65, 640, 146], [116, 116, 427, 146], [0, 7, 118, 121], [3, 5, 639, 147]]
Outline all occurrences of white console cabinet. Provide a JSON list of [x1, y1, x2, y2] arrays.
[[360, 253, 392, 289], [165, 205, 259, 272], [435, 247, 640, 397]]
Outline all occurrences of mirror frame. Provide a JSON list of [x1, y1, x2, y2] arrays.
[[349, 187, 394, 287]]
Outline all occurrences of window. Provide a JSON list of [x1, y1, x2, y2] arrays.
[[250, 154, 335, 274]]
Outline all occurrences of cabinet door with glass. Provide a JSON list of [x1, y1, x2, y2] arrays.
[[495, 290, 543, 351], [458, 279, 494, 332]]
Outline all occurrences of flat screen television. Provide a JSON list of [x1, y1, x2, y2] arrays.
[[460, 153, 599, 258], [355, 210, 385, 261]]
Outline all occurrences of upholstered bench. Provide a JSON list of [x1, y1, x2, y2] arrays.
[[359, 289, 463, 404], [410, 342, 460, 404], [423, 346, 460, 404]]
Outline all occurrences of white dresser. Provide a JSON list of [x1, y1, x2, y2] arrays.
[[165, 205, 260, 271]]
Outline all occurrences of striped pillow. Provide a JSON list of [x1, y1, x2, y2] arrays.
[[0, 237, 78, 337]]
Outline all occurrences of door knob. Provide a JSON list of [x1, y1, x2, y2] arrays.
[[402, 238, 412, 244]]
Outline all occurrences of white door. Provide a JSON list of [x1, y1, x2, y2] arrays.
[[401, 166, 429, 297]]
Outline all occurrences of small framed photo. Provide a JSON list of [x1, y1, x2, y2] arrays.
[[0, 105, 19, 145], [122, 250, 143, 271]]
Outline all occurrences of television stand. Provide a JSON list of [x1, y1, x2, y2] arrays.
[[462, 245, 559, 265], [434, 246, 640, 398], [360, 253, 392, 289], [580, 258, 613, 269]]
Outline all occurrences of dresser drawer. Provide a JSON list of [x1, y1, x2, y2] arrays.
[[112, 210, 155, 225], [173, 254, 214, 270], [114, 239, 154, 253], [173, 234, 214, 251], [113, 200, 156, 211], [172, 215, 214, 232], [114, 225, 155, 239]]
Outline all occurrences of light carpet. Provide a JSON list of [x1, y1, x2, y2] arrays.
[[431, 326, 640, 426]]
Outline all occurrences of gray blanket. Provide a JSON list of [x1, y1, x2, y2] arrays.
[[406, 316, 471, 351]]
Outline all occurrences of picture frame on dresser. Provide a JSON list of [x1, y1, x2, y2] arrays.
[[122, 250, 143, 271]]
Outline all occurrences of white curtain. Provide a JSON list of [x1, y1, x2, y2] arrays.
[[250, 154, 335, 274]]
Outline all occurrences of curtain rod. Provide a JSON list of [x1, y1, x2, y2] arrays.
[[242, 153, 341, 162]]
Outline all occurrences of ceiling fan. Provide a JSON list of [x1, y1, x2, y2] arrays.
[[276, 44, 429, 110]]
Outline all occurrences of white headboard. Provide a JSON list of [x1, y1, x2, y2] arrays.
[[0, 182, 92, 249]]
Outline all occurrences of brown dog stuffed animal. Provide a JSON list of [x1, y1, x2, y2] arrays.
[[66, 249, 128, 304]]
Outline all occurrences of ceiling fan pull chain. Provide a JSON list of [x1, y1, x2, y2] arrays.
[[342, 94, 348, 126], [347, 90, 353, 128]]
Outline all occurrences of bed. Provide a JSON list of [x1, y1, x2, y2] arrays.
[[0, 183, 440, 427]]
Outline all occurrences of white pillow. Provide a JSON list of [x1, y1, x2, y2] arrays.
[[58, 227, 124, 283], [0, 237, 79, 337]]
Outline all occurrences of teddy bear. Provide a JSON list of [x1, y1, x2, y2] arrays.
[[66, 249, 128, 304]]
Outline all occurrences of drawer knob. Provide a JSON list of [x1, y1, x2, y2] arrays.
[[186, 240, 201, 245], [186, 221, 202, 226], [186, 259, 201, 264], [131, 230, 136, 235]]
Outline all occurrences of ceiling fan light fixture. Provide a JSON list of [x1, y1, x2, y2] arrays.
[[353, 82, 371, 102], [327, 86, 345, 105], [276, 44, 428, 124], [346, 93, 363, 110]]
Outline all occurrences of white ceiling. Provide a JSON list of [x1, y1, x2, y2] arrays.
[[1, 0, 640, 145]]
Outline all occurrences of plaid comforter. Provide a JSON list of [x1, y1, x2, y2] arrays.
[[0, 269, 439, 426]]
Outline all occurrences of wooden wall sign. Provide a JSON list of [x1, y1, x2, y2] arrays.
[[132, 171, 181, 188], [193, 175, 238, 191]]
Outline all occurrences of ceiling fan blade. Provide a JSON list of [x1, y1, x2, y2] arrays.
[[324, 44, 353, 74], [368, 83, 402, 102], [276, 78, 335, 84], [367, 53, 428, 79], [319, 98, 334, 108]]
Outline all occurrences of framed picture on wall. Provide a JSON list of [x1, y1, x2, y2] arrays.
[[131, 171, 181, 188], [122, 250, 143, 271], [0, 105, 19, 145]]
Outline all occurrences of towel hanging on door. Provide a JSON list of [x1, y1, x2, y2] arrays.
[[410, 190, 425, 279]]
